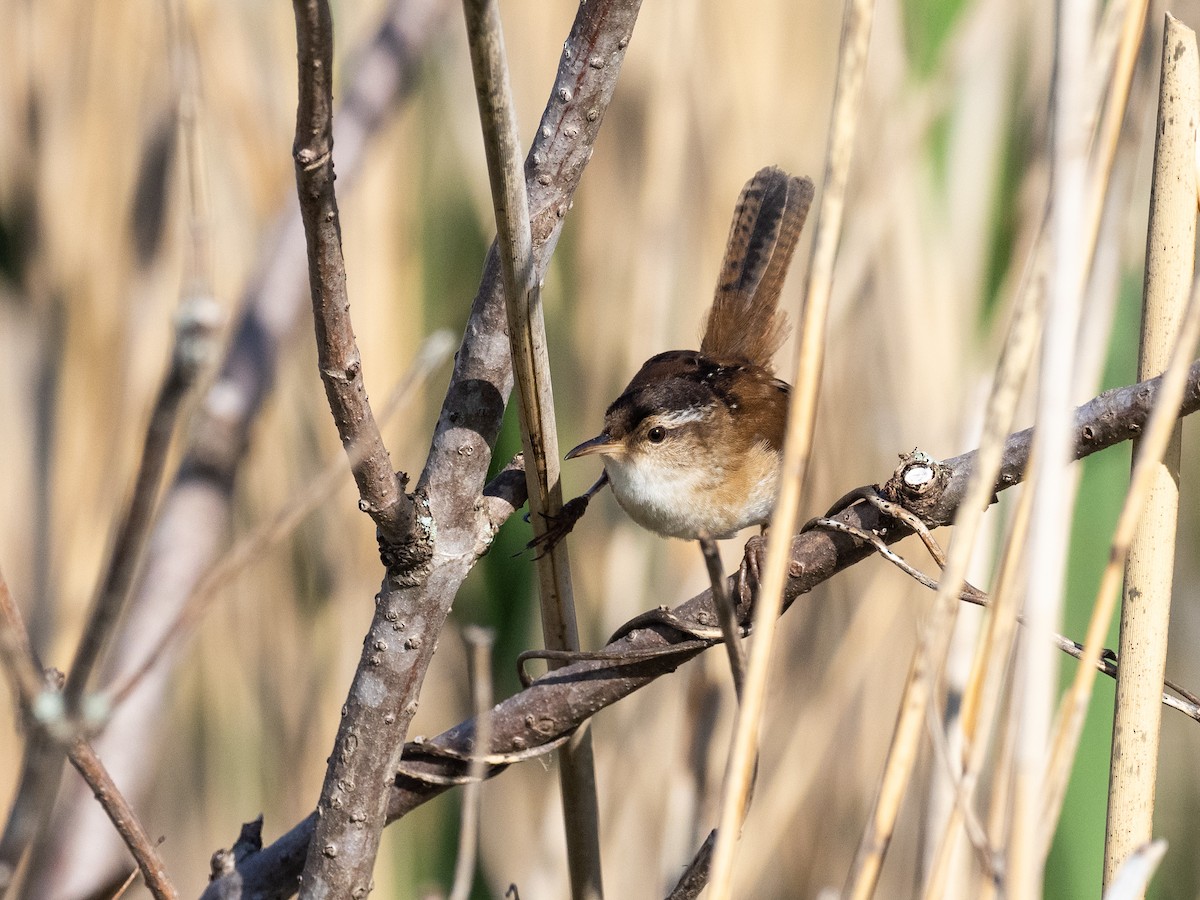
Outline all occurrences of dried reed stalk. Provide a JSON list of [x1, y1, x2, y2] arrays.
[[1008, 0, 1096, 893], [709, 0, 874, 886], [1105, 14, 1194, 887], [461, 0, 603, 894], [1042, 196, 1200, 872]]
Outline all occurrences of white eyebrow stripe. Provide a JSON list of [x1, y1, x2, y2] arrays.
[[655, 407, 709, 428]]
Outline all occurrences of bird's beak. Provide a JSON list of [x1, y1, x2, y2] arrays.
[[566, 433, 621, 459]]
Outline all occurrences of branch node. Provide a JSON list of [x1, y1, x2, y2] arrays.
[[210, 815, 264, 881], [377, 488, 434, 585], [294, 147, 333, 171], [880, 448, 951, 523]]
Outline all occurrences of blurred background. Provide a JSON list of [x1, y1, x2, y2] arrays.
[[1, 0, 1199, 896]]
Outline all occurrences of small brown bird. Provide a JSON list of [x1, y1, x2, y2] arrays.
[[563, 166, 814, 544]]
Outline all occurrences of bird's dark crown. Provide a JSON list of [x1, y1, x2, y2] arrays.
[[603, 349, 788, 449]]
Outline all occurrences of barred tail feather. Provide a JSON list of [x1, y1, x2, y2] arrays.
[[701, 167, 814, 369]]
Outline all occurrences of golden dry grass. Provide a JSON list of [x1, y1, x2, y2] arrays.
[[2, 0, 1200, 897]]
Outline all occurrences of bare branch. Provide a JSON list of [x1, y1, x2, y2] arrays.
[[203, 360, 1200, 899], [291, 0, 421, 560], [664, 830, 715, 900], [64, 295, 218, 710], [295, 0, 643, 894], [2, 297, 217, 894], [67, 742, 177, 900], [0, 565, 48, 721], [0, 570, 57, 891], [0, 572, 177, 899]]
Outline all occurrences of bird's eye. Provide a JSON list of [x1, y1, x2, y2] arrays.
[[647, 426, 667, 444]]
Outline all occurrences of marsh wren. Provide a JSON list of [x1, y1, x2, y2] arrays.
[[561, 167, 814, 545]]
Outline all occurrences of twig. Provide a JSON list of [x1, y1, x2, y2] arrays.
[[698, 538, 745, 700], [460, 0, 602, 894], [66, 742, 177, 900], [1103, 13, 1195, 888], [62, 293, 217, 713], [3, 265, 218, 896], [664, 830, 716, 900], [291, 0, 420, 557], [16, 0, 220, 860], [708, 0, 876, 895], [0, 571, 178, 899], [447, 627, 494, 900], [288, 0, 444, 891], [810, 515, 1200, 722], [0, 569, 60, 893], [202, 361, 1200, 899], [110, 867, 140, 900], [0, 567, 50, 722]]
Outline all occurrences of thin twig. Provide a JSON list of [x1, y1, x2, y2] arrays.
[[291, 0, 421, 556], [698, 538, 745, 700], [0, 571, 178, 899], [66, 742, 177, 900], [4, 255, 218, 897], [812, 516, 1200, 722], [460, 0, 602, 895], [62, 294, 217, 713], [447, 627, 494, 900], [0, 568, 50, 721], [110, 866, 140, 900], [664, 830, 716, 900], [0, 569, 59, 892], [708, 0, 876, 895]]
